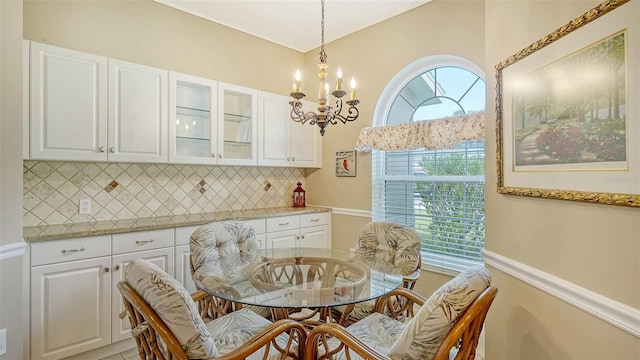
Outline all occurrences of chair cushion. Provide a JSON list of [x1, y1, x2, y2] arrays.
[[356, 222, 420, 276], [190, 221, 259, 272], [124, 259, 219, 359], [208, 308, 296, 359], [388, 265, 491, 360], [321, 312, 406, 360]]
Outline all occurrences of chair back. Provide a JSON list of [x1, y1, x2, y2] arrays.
[[118, 280, 187, 360], [120, 259, 219, 359], [356, 221, 421, 277], [434, 285, 498, 360], [190, 221, 259, 273]]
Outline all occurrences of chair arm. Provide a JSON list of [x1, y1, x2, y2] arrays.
[[374, 287, 427, 321], [304, 323, 390, 360], [216, 319, 307, 360]]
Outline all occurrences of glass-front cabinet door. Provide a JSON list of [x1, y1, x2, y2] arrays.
[[217, 82, 258, 166], [169, 72, 217, 164]]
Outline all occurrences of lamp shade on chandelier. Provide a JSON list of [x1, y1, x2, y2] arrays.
[[289, 0, 360, 136]]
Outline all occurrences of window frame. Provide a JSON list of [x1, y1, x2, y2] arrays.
[[372, 55, 486, 275]]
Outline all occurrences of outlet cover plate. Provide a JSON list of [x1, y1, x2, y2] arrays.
[[0, 328, 6, 356], [79, 199, 91, 215]]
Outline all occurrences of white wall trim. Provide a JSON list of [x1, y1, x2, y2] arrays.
[[330, 207, 372, 218], [483, 249, 640, 338], [0, 240, 27, 261]]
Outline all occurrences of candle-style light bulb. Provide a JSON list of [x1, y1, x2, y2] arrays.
[[294, 69, 302, 93], [350, 77, 357, 100], [336, 67, 343, 91]]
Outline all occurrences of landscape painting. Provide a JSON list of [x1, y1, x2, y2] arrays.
[[512, 31, 627, 169]]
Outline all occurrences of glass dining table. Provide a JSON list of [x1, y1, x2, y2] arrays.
[[192, 247, 403, 325]]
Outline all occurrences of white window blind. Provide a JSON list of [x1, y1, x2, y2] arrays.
[[372, 140, 485, 273]]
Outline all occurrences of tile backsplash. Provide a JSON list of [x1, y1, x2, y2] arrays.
[[23, 161, 305, 227]]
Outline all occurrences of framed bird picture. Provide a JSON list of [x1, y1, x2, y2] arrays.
[[335, 150, 356, 177]]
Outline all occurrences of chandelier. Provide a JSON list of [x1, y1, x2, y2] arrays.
[[289, 0, 360, 136]]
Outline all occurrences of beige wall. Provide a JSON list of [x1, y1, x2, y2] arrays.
[[23, 0, 303, 95], [17, 0, 640, 358], [1, 0, 26, 358], [484, 1, 640, 359]]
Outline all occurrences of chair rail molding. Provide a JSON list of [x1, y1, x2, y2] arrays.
[[0, 240, 27, 261], [330, 207, 372, 218], [483, 249, 640, 338]]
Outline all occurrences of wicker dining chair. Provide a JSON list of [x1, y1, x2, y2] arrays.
[[306, 266, 497, 360], [118, 259, 306, 360], [337, 221, 422, 324], [189, 220, 272, 318]]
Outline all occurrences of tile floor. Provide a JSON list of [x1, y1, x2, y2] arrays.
[[98, 347, 139, 360]]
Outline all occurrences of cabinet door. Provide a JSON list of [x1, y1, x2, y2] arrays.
[[266, 229, 299, 250], [290, 100, 322, 168], [217, 82, 257, 165], [31, 257, 111, 360], [108, 59, 168, 163], [30, 42, 108, 161], [300, 225, 330, 249], [169, 72, 218, 164], [111, 248, 174, 342], [257, 92, 290, 167], [175, 244, 197, 293]]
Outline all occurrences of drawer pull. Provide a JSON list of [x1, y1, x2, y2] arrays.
[[114, 265, 120, 271], [278, 222, 290, 226], [135, 239, 155, 245], [61, 247, 85, 254], [310, 218, 320, 222]]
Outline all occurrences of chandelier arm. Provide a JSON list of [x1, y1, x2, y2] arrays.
[[289, 100, 319, 125], [330, 105, 360, 125]]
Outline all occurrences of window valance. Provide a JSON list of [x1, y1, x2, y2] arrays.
[[354, 112, 485, 152]]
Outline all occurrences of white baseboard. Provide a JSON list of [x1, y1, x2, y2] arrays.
[[483, 249, 640, 338], [0, 240, 27, 261]]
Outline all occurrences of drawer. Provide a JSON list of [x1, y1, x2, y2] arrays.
[[112, 229, 174, 254], [245, 218, 266, 234], [266, 215, 300, 232], [175, 225, 200, 246], [300, 212, 329, 227], [31, 235, 111, 266]]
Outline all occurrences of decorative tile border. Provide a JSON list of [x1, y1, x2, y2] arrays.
[[23, 161, 304, 226]]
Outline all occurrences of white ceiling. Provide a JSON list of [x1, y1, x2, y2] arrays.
[[154, 0, 431, 52]]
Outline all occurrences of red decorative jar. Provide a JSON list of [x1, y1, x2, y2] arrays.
[[293, 182, 306, 208]]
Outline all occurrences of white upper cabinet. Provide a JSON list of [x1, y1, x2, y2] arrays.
[[28, 42, 168, 163], [217, 82, 258, 166], [257, 92, 321, 168], [29, 42, 108, 161], [169, 71, 218, 164], [108, 59, 168, 163]]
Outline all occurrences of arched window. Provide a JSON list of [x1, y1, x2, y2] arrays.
[[371, 56, 486, 274]]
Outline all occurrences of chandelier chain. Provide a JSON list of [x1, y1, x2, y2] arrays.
[[320, 0, 326, 63]]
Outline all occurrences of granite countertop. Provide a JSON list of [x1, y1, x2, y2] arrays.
[[23, 206, 330, 242]]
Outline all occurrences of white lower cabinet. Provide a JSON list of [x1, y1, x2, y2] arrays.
[[29, 211, 329, 360], [29, 229, 174, 360], [265, 212, 330, 250], [30, 256, 112, 360]]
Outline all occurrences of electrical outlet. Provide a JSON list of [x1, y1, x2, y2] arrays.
[[0, 328, 6, 356], [79, 199, 91, 215]]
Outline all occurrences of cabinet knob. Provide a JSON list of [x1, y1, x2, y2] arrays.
[[109, 147, 115, 153], [114, 265, 120, 271], [104, 267, 110, 273], [212, 153, 216, 158], [218, 153, 223, 158], [301, 235, 305, 239], [287, 157, 291, 161], [296, 235, 300, 240], [99, 147, 105, 153], [292, 157, 296, 161]]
